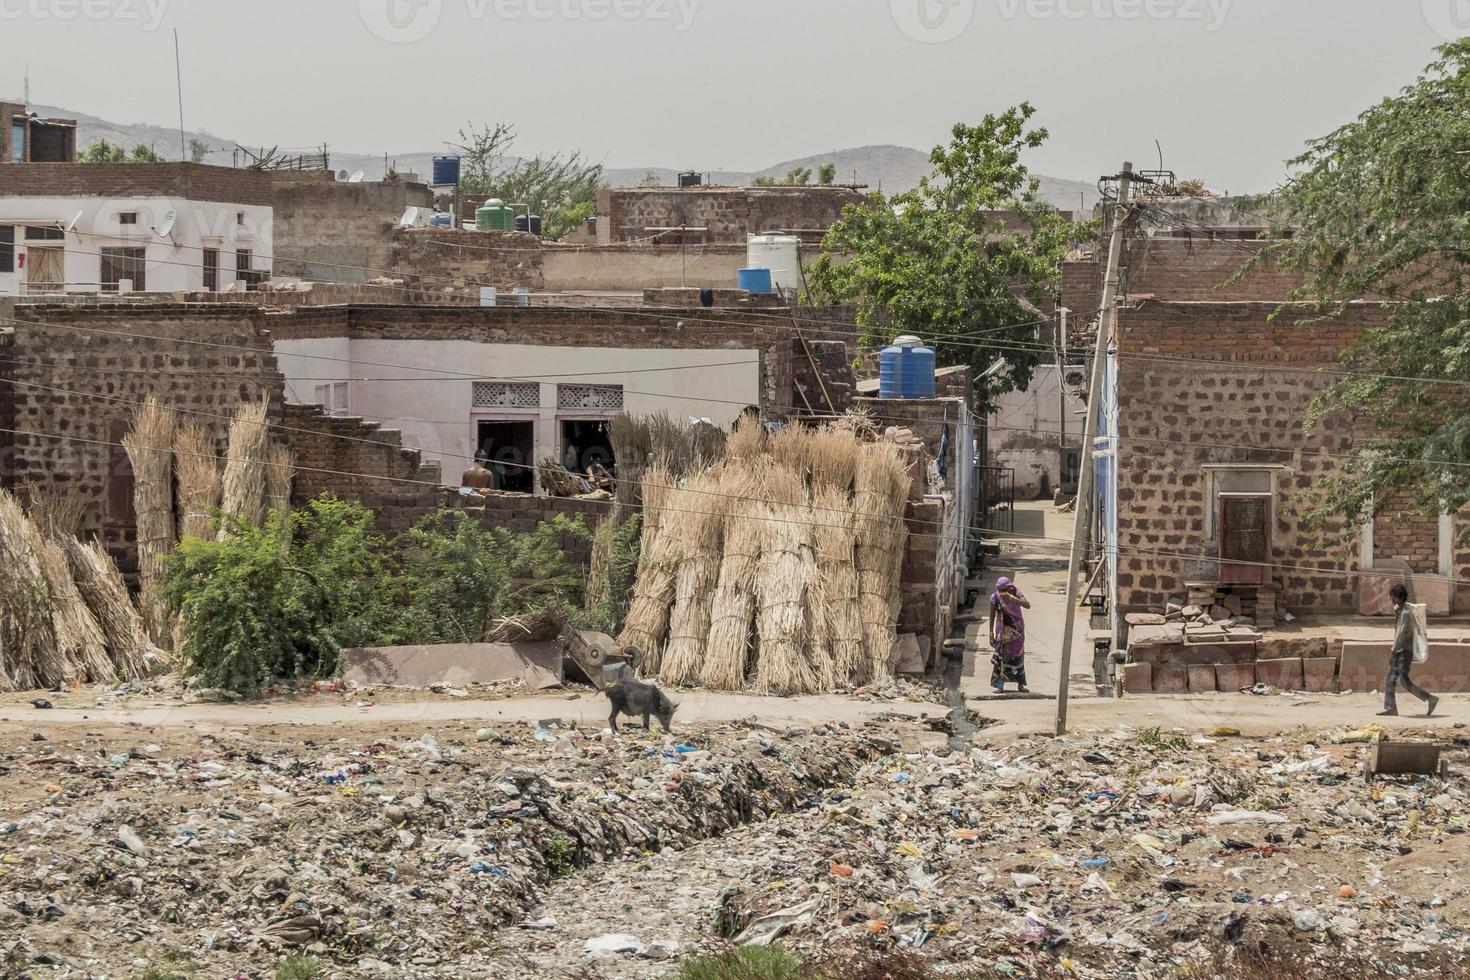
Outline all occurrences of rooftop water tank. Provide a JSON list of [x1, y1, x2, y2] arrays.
[[747, 234, 801, 293], [431, 155, 461, 187], [476, 199, 514, 232], [737, 268, 774, 294], [513, 213, 543, 236], [429, 212, 453, 227], [879, 336, 937, 399]]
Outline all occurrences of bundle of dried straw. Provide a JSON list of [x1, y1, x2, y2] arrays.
[[813, 485, 866, 686], [657, 469, 727, 687], [265, 443, 296, 518], [123, 398, 177, 642], [64, 536, 158, 681], [0, 489, 61, 691], [616, 462, 679, 672], [753, 466, 827, 696], [217, 398, 270, 537], [700, 464, 765, 691], [853, 441, 911, 683], [174, 421, 222, 540]]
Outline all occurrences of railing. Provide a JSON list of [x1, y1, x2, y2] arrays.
[[979, 465, 1016, 534]]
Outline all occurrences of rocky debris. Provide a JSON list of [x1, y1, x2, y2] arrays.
[[483, 726, 1470, 978], [0, 720, 891, 975]]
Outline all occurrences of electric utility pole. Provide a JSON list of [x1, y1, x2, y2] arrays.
[[1055, 162, 1134, 736]]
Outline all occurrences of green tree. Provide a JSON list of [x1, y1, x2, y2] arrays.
[[455, 122, 606, 240], [817, 162, 837, 185], [806, 104, 1085, 412], [78, 140, 164, 164], [640, 170, 662, 188], [188, 139, 210, 164], [1248, 40, 1470, 526]]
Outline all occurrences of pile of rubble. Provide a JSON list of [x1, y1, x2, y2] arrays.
[[0, 720, 889, 975]]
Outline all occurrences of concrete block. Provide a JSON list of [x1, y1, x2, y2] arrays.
[[343, 642, 563, 689], [1187, 665, 1217, 693], [1359, 569, 1407, 617], [1215, 662, 1256, 692], [892, 634, 925, 674], [1177, 641, 1258, 666], [1303, 657, 1338, 693], [1257, 635, 1329, 661], [1339, 640, 1470, 693], [1152, 665, 1189, 694], [1123, 662, 1152, 694], [1411, 574, 1454, 616], [1255, 657, 1304, 691]]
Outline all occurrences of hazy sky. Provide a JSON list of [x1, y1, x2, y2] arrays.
[[2, 0, 1458, 190]]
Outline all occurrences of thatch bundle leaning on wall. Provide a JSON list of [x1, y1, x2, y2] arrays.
[[854, 441, 911, 684], [813, 485, 866, 686], [658, 469, 728, 687], [123, 398, 177, 642], [64, 537, 157, 682], [616, 462, 680, 671], [700, 480, 764, 690], [265, 443, 296, 519], [174, 420, 222, 540], [218, 397, 271, 537]]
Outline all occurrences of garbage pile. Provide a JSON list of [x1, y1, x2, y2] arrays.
[[482, 727, 1470, 978], [0, 719, 890, 975]]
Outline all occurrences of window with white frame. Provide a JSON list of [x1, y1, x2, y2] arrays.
[[314, 382, 349, 417], [473, 381, 540, 410], [557, 384, 624, 411]]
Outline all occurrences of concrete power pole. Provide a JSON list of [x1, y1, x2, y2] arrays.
[[1055, 162, 1134, 737]]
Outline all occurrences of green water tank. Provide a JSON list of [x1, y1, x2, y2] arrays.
[[476, 198, 514, 232]]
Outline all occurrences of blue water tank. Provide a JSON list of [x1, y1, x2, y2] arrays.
[[879, 336, 937, 399], [431, 155, 462, 186], [738, 267, 773, 294], [429, 212, 453, 227]]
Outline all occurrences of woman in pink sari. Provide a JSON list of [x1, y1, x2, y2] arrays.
[[988, 577, 1031, 694]]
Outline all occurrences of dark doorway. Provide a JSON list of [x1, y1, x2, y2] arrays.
[[476, 420, 535, 494], [560, 419, 614, 473]]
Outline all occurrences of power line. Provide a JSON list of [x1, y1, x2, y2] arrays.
[[6, 419, 1454, 590]]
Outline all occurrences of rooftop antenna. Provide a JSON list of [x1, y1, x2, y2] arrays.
[[174, 29, 186, 162]]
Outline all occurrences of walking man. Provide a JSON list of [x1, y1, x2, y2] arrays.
[[1379, 584, 1439, 718]]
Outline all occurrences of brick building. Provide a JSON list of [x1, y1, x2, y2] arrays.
[[0, 163, 273, 296], [0, 102, 76, 164], [1061, 215, 1462, 628]]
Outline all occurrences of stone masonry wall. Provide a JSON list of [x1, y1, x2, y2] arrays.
[[0, 162, 275, 205], [601, 186, 865, 244], [387, 229, 546, 292], [271, 179, 435, 282], [1113, 300, 1392, 614], [283, 403, 443, 535], [0, 305, 284, 572]]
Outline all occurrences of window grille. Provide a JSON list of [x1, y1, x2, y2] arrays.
[[557, 384, 624, 411], [473, 381, 540, 409]]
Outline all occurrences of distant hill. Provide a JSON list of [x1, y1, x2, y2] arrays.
[[22, 105, 1101, 210]]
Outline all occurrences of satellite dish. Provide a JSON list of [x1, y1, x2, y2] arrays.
[[348, 171, 366, 183], [337, 169, 351, 181], [64, 211, 84, 234], [398, 206, 421, 228], [155, 208, 178, 238]]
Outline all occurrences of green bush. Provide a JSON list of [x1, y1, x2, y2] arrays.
[[388, 509, 588, 645], [162, 498, 593, 694], [161, 512, 340, 696], [275, 956, 326, 980], [581, 512, 642, 636]]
